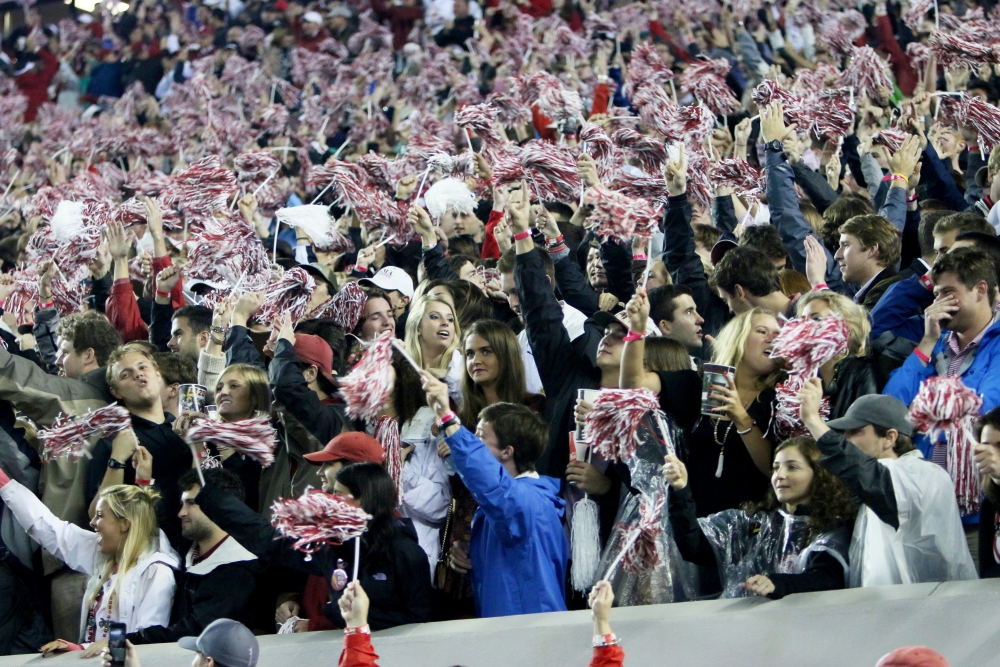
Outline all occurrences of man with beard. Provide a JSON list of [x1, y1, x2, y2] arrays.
[[127, 468, 262, 644], [87, 349, 193, 549]]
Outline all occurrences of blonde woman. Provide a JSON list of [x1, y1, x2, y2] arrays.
[[622, 297, 783, 519], [404, 294, 464, 404], [796, 289, 882, 419], [0, 471, 178, 656]]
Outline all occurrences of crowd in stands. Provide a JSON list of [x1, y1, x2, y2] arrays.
[[1, 0, 1000, 662]]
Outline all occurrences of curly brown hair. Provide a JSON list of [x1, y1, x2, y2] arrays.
[[744, 437, 857, 540]]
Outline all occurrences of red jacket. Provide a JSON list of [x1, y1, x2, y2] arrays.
[[370, 0, 424, 51], [106, 278, 148, 343], [872, 14, 917, 96], [481, 209, 505, 260], [15, 48, 58, 122], [337, 634, 625, 667]]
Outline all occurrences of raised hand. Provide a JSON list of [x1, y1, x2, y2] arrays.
[[803, 235, 828, 288], [106, 219, 132, 260], [664, 149, 687, 196], [578, 153, 601, 189], [338, 581, 370, 629], [407, 203, 435, 242], [624, 287, 649, 333], [155, 263, 182, 296]]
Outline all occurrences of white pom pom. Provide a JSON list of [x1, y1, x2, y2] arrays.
[[570, 496, 601, 592], [49, 201, 86, 242], [276, 205, 337, 248], [424, 177, 475, 221]]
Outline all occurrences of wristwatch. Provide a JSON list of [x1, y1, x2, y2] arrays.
[[107, 458, 127, 470], [764, 139, 784, 153]]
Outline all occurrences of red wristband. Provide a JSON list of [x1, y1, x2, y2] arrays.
[[513, 230, 532, 241], [919, 273, 933, 291], [632, 254, 648, 260], [913, 348, 930, 364], [155, 290, 171, 299], [38, 300, 54, 310], [906, 193, 918, 203], [437, 411, 458, 426], [136, 478, 153, 486], [623, 330, 646, 342], [812, 283, 829, 291], [344, 625, 370, 636]]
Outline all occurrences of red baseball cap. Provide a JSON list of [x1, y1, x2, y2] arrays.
[[293, 334, 336, 385], [876, 647, 950, 667], [304, 432, 385, 465]]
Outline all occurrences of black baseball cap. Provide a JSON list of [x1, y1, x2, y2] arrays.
[[179, 619, 259, 667]]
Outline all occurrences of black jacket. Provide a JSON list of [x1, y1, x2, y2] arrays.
[[87, 413, 193, 549], [196, 484, 432, 631], [856, 267, 902, 310], [128, 536, 263, 644], [825, 355, 883, 421], [668, 485, 846, 600], [662, 193, 730, 337]]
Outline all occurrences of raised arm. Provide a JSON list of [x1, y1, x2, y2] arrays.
[[799, 379, 899, 527]]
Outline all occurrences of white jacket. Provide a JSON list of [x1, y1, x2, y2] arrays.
[[398, 407, 451, 576], [850, 452, 977, 587], [0, 481, 180, 642]]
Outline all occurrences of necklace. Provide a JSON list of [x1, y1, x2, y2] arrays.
[[710, 393, 757, 479]]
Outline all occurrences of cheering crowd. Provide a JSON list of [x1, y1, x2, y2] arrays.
[[2, 0, 1000, 663]]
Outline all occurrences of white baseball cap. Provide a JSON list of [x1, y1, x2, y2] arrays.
[[303, 11, 323, 23], [360, 266, 414, 298]]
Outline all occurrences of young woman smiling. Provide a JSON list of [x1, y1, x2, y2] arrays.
[[404, 294, 464, 404], [458, 320, 543, 427], [664, 438, 855, 599], [0, 470, 178, 656]]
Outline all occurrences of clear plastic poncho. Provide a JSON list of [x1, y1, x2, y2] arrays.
[[698, 507, 851, 599], [850, 452, 977, 587], [597, 410, 699, 606]]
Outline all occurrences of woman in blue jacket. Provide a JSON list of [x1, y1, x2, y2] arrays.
[[422, 371, 569, 618]]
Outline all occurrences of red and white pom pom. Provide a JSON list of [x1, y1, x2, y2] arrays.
[[485, 92, 532, 129], [585, 388, 660, 463], [679, 59, 739, 117], [963, 96, 1000, 154], [709, 159, 765, 202], [808, 95, 855, 142], [185, 415, 277, 467], [374, 416, 402, 505], [770, 315, 850, 378], [839, 46, 894, 99], [455, 104, 505, 149], [585, 188, 659, 244], [38, 405, 132, 461], [906, 42, 933, 75], [928, 30, 995, 70], [903, 0, 935, 31], [270, 489, 371, 554], [773, 380, 831, 439], [908, 376, 984, 515], [340, 332, 395, 421], [871, 128, 909, 153], [624, 43, 673, 98], [308, 281, 367, 330], [256, 267, 317, 325], [616, 492, 665, 574], [579, 123, 623, 183], [519, 141, 581, 202], [611, 128, 668, 175]]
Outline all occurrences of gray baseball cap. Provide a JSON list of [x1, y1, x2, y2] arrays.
[[179, 619, 259, 667], [825, 394, 913, 437]]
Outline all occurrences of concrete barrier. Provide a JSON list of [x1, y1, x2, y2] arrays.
[[4, 580, 999, 667]]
